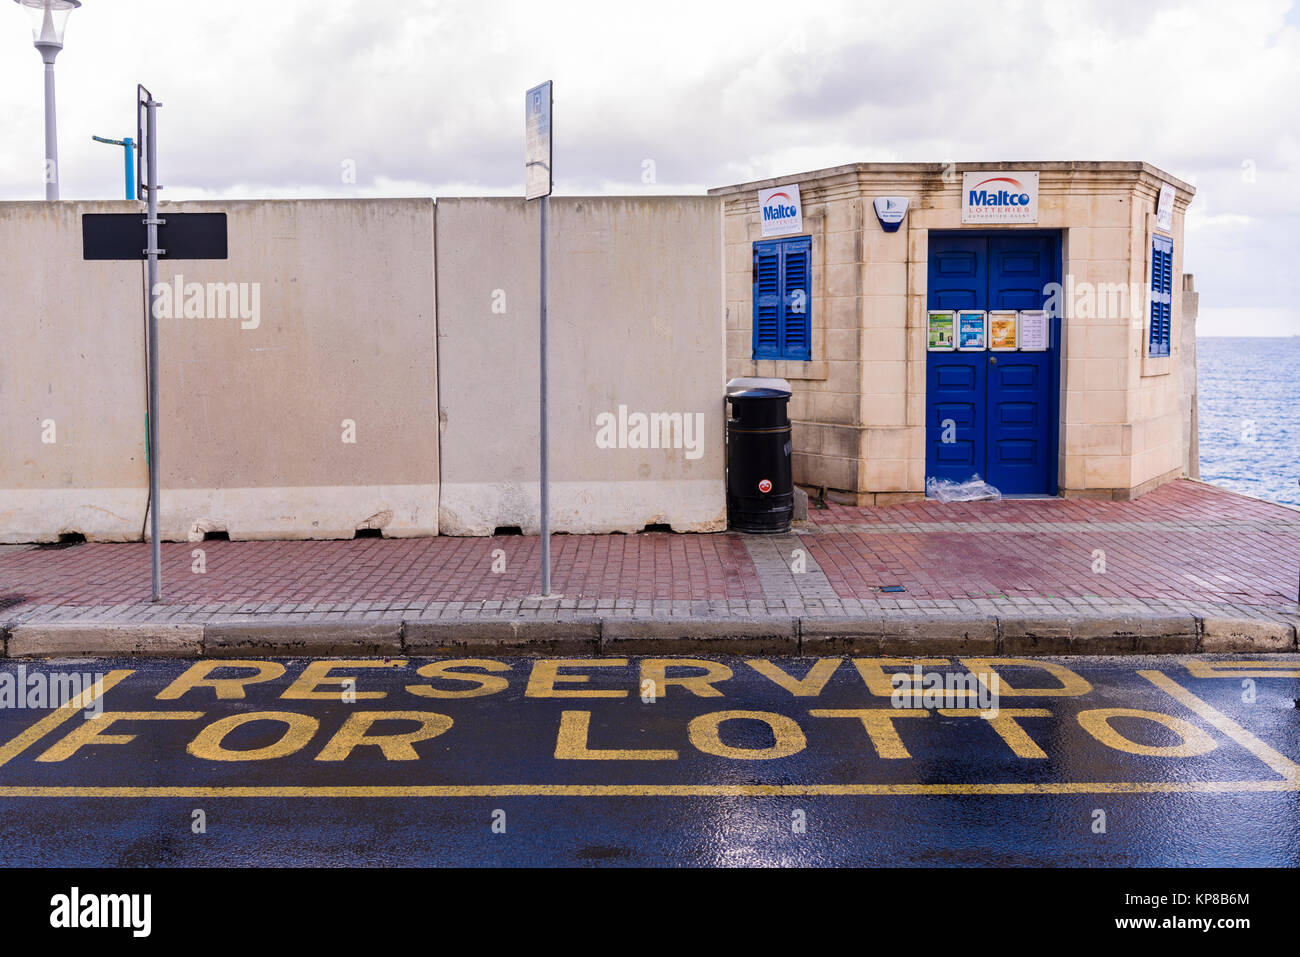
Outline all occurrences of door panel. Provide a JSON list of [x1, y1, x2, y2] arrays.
[[926, 355, 985, 481], [987, 353, 1051, 493], [986, 234, 1058, 493], [928, 235, 986, 311], [925, 231, 1060, 495], [926, 236, 989, 483]]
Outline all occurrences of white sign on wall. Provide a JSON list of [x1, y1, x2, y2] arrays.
[[1156, 183, 1175, 233], [962, 171, 1039, 224], [758, 184, 803, 237]]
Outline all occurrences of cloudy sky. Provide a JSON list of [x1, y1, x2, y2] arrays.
[[2, 0, 1296, 334]]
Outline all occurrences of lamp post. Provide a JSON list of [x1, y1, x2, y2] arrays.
[[15, 0, 81, 200]]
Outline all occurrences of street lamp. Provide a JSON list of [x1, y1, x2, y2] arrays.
[[14, 0, 81, 200]]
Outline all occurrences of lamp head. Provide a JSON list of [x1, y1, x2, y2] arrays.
[[14, 0, 81, 62]]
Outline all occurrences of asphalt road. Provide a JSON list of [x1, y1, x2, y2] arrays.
[[0, 654, 1296, 866]]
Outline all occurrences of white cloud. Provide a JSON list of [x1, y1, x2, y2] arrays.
[[1, 0, 1297, 331]]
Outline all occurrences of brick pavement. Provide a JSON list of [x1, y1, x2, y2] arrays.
[[0, 481, 1296, 654]]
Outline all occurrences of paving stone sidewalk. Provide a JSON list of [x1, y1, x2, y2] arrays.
[[1, 480, 1296, 656]]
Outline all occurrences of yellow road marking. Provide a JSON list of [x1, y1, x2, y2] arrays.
[[1182, 660, 1300, 679], [0, 667, 1293, 798], [688, 710, 806, 760], [1075, 707, 1217, 758], [0, 780, 1294, 798], [1141, 670, 1300, 783], [0, 670, 133, 768]]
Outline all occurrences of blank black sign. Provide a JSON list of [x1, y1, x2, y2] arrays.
[[82, 213, 228, 261]]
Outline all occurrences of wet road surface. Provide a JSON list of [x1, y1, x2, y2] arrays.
[[0, 654, 1296, 866]]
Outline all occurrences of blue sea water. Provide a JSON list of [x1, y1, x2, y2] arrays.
[[1197, 337, 1299, 509]]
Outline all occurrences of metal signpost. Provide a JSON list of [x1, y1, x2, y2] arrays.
[[525, 81, 553, 596], [139, 85, 163, 601], [79, 89, 227, 603]]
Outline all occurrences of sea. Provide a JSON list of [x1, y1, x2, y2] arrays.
[[1197, 337, 1299, 509]]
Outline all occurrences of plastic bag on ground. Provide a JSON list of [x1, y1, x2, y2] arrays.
[[925, 473, 1002, 503]]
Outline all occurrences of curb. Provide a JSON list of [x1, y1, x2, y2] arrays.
[[1001, 613, 1199, 655], [405, 619, 601, 657], [203, 621, 402, 657], [5, 622, 204, 658], [800, 616, 998, 655], [0, 613, 1295, 659], [601, 618, 798, 656], [1200, 616, 1296, 653]]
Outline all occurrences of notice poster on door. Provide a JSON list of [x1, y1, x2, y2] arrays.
[[957, 310, 987, 351], [927, 310, 956, 350], [989, 310, 1018, 350], [1019, 310, 1049, 351]]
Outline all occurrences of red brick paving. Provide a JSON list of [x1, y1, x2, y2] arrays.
[[0, 480, 1295, 610], [800, 483, 1298, 605], [0, 531, 763, 607], [805, 477, 1293, 525], [805, 527, 1293, 604]]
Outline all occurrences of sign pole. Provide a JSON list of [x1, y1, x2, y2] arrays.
[[525, 81, 553, 597], [141, 86, 163, 601], [539, 192, 550, 596]]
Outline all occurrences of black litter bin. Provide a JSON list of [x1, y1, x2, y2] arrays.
[[725, 377, 794, 534]]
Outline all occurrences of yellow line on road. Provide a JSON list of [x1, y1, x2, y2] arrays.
[[0, 671, 133, 768], [0, 780, 1294, 798], [1141, 670, 1300, 783]]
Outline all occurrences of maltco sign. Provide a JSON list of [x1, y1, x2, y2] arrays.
[[757, 184, 803, 237], [962, 171, 1039, 224]]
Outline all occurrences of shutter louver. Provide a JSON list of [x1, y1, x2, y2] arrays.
[[753, 244, 782, 359], [782, 240, 811, 360], [1149, 235, 1174, 357]]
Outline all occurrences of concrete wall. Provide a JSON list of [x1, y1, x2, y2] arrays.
[[1180, 273, 1201, 480], [0, 201, 149, 542], [711, 162, 1195, 502], [1, 198, 440, 542], [0, 195, 724, 542], [435, 197, 726, 535]]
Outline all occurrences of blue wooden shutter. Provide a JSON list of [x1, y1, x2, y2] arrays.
[[781, 238, 812, 360], [753, 242, 782, 359], [1149, 235, 1173, 357]]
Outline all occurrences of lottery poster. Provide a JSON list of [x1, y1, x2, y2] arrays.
[[957, 310, 987, 351], [989, 310, 1018, 351], [928, 311, 956, 350]]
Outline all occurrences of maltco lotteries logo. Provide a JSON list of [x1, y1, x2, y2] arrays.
[[961, 170, 1039, 224], [757, 184, 803, 237], [967, 176, 1030, 208], [762, 192, 798, 224]]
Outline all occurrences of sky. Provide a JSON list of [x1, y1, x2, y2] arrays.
[[2, 0, 1297, 335]]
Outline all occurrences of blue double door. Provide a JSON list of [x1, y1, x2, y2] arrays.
[[925, 231, 1061, 496]]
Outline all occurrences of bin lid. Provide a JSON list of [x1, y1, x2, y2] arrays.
[[726, 376, 792, 399]]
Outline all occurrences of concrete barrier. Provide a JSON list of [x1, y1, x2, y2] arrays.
[[434, 197, 727, 535], [1, 195, 726, 542]]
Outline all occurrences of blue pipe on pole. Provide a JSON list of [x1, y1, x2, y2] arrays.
[[92, 135, 137, 200], [124, 137, 135, 201]]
